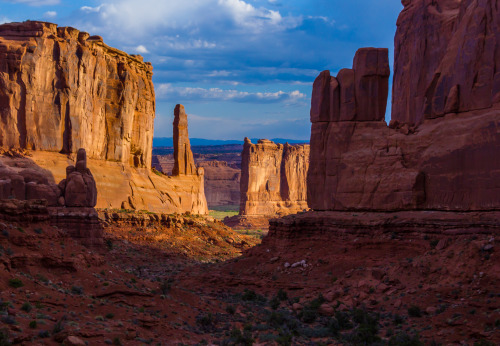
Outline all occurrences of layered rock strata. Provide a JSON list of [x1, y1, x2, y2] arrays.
[[308, 46, 500, 212], [0, 21, 154, 168], [0, 22, 207, 214], [239, 138, 309, 218], [392, 0, 500, 126]]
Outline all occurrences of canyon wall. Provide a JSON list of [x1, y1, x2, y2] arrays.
[[0, 21, 207, 214], [392, 0, 500, 126], [0, 21, 154, 168], [307, 1, 500, 212], [239, 138, 309, 217]]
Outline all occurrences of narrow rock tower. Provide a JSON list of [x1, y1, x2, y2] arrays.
[[172, 104, 197, 176]]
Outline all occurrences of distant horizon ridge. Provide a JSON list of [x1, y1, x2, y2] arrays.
[[153, 137, 310, 147]]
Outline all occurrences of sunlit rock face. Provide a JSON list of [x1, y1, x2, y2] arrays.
[[0, 21, 155, 169], [240, 138, 309, 217], [0, 22, 208, 215]]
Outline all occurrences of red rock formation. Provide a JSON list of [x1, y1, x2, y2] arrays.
[[0, 21, 155, 168], [310, 48, 389, 123], [392, 0, 500, 125], [0, 22, 207, 215], [59, 148, 97, 207], [309, 55, 500, 211], [239, 138, 309, 218], [172, 104, 196, 176]]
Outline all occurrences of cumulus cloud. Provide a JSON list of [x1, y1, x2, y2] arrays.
[[156, 84, 305, 104], [134, 45, 149, 54], [4, 0, 59, 5], [76, 0, 302, 39], [43, 11, 57, 18], [0, 16, 11, 24]]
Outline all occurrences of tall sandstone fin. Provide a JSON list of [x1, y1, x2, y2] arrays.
[[172, 104, 197, 176]]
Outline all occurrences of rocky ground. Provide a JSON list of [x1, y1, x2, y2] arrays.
[[0, 211, 499, 345]]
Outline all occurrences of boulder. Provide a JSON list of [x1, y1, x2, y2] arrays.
[[63, 148, 97, 207]]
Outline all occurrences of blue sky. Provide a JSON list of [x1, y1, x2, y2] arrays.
[[0, 0, 403, 140]]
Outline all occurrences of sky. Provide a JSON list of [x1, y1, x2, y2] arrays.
[[0, 0, 403, 140]]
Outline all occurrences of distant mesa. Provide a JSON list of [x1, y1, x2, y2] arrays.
[[224, 138, 309, 230]]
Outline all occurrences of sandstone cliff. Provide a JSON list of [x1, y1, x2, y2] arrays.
[[0, 21, 154, 168], [308, 46, 500, 210], [0, 22, 207, 214], [392, 0, 500, 126], [239, 138, 309, 217]]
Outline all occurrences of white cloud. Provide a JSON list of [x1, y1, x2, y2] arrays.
[[0, 16, 11, 24], [81, 5, 104, 13], [5, 0, 59, 5], [76, 0, 302, 39], [43, 11, 57, 18], [156, 83, 305, 104], [134, 45, 149, 54]]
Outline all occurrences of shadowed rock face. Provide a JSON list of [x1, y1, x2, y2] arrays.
[[392, 0, 500, 126], [172, 104, 197, 176], [239, 138, 309, 217], [308, 42, 500, 212], [0, 21, 155, 168]]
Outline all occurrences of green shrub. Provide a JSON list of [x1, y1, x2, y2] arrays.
[[8, 278, 23, 288], [388, 332, 424, 345], [21, 302, 32, 312], [225, 305, 236, 315], [277, 289, 287, 301], [242, 289, 257, 301], [228, 328, 254, 346], [71, 286, 83, 295], [269, 295, 280, 310], [408, 305, 422, 318], [474, 340, 496, 346], [0, 328, 10, 345], [29, 320, 37, 329]]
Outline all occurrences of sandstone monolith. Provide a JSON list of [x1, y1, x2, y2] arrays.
[[172, 104, 197, 176]]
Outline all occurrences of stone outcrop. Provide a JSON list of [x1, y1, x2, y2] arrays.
[[0, 21, 154, 168], [392, 0, 500, 126], [239, 138, 309, 217], [0, 22, 207, 215], [197, 161, 240, 207], [308, 41, 500, 212], [172, 104, 196, 176], [58, 148, 97, 207]]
